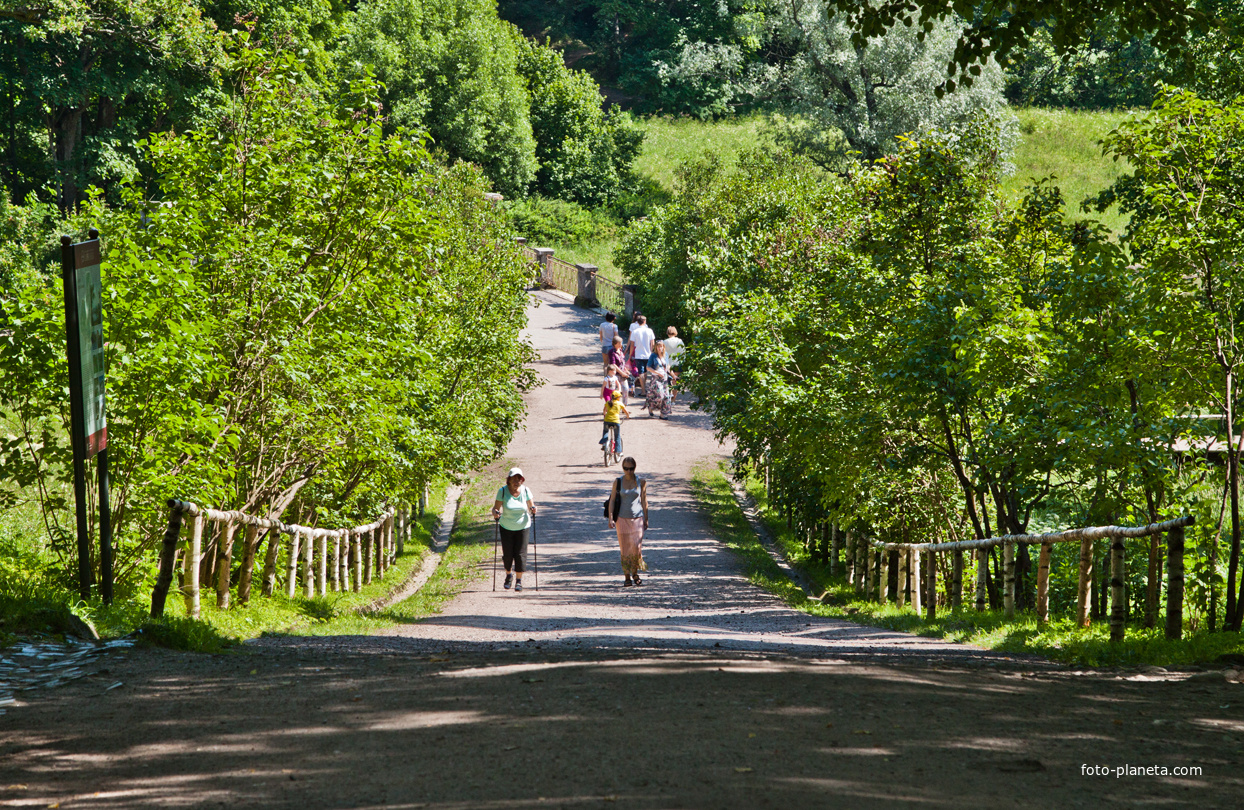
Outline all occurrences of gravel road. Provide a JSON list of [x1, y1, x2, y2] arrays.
[[2, 290, 1241, 809]]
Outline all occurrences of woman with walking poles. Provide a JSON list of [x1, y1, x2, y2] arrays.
[[607, 457, 649, 586], [492, 468, 537, 592]]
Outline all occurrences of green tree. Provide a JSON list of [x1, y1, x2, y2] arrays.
[[516, 35, 642, 206], [1100, 87, 1244, 630], [338, 0, 537, 197], [0, 0, 222, 208], [0, 35, 536, 590], [763, 4, 1012, 165]]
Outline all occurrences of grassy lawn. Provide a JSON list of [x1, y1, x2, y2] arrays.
[[692, 461, 1244, 669], [632, 113, 772, 193], [555, 236, 624, 285], [1005, 107, 1134, 235]]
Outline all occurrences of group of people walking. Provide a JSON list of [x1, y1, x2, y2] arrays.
[[598, 312, 684, 455], [490, 309, 676, 590]]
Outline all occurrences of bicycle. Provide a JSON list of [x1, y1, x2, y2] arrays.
[[603, 429, 621, 467]]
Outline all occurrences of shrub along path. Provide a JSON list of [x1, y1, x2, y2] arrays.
[[1, 290, 1241, 808]]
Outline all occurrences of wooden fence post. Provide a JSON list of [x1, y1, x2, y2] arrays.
[[869, 548, 880, 601], [1146, 531, 1162, 629], [316, 533, 327, 596], [975, 548, 988, 611], [1165, 526, 1185, 641], [363, 528, 374, 584], [216, 520, 238, 609], [286, 530, 300, 598], [924, 551, 936, 620], [352, 531, 362, 592], [910, 550, 922, 614], [1003, 540, 1016, 619], [855, 535, 868, 593], [1036, 542, 1052, 625], [303, 528, 314, 598], [236, 525, 261, 607], [1076, 535, 1093, 627], [879, 546, 891, 603], [951, 550, 964, 610], [331, 533, 342, 592], [395, 508, 405, 556], [261, 526, 280, 597], [1110, 535, 1126, 643], [844, 531, 855, 587], [378, 521, 387, 573], [898, 549, 909, 608], [182, 512, 204, 619]]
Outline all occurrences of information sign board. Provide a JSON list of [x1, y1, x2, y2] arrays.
[[72, 241, 107, 456]]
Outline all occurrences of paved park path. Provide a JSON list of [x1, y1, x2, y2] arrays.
[[2, 291, 1241, 809], [350, 289, 1013, 661]]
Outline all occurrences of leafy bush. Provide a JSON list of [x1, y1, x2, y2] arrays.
[[503, 195, 614, 246], [1, 36, 536, 594]]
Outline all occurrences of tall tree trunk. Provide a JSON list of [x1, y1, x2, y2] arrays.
[[53, 104, 83, 212], [1226, 371, 1243, 630]]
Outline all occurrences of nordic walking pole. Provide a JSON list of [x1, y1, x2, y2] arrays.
[[532, 513, 538, 591], [492, 519, 499, 591]]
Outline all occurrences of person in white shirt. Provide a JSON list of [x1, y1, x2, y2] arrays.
[[599, 312, 619, 371], [627, 314, 656, 393], [664, 326, 685, 367], [664, 326, 685, 403]]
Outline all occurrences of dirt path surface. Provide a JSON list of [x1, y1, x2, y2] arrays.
[[3, 291, 1242, 809]]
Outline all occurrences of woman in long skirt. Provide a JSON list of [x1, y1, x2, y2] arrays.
[[607, 457, 649, 585], [645, 340, 674, 419]]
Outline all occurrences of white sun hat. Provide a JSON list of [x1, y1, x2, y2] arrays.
[[507, 467, 524, 479]]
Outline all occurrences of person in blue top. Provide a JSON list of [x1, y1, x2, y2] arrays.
[[491, 467, 537, 592]]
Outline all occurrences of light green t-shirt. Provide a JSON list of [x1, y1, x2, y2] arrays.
[[496, 485, 533, 531]]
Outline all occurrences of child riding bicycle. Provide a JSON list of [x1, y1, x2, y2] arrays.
[[600, 389, 630, 453]]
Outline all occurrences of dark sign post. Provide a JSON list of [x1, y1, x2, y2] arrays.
[[61, 229, 113, 603]]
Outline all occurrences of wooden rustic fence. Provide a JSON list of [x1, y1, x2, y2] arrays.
[[834, 516, 1194, 643], [150, 499, 413, 619]]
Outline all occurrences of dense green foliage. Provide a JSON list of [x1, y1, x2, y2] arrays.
[[761, 5, 1011, 165], [0, 0, 223, 207], [621, 92, 1244, 632], [499, 0, 765, 117], [339, 0, 538, 197], [516, 34, 643, 206], [0, 37, 535, 599], [1, 0, 642, 210]]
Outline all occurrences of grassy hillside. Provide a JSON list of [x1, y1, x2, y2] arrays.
[[1005, 107, 1134, 235], [563, 108, 1134, 282], [631, 114, 772, 192]]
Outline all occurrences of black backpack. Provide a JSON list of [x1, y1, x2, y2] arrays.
[[602, 477, 622, 519]]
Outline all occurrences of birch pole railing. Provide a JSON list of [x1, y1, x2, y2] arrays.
[[150, 499, 404, 620], [858, 516, 1195, 643]]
